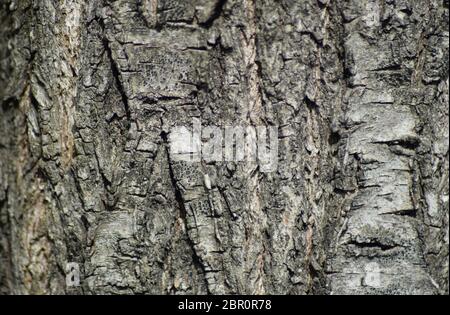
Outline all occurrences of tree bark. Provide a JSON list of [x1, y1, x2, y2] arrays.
[[0, 0, 448, 295]]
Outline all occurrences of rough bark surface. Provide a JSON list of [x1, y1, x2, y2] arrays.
[[0, 0, 448, 295]]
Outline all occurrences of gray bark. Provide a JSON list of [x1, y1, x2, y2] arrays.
[[0, 0, 448, 295]]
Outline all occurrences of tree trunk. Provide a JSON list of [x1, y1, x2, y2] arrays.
[[0, 0, 448, 295]]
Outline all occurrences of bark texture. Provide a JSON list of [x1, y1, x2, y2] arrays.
[[0, 0, 448, 295]]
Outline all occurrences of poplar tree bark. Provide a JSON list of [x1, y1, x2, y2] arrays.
[[0, 0, 448, 295]]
